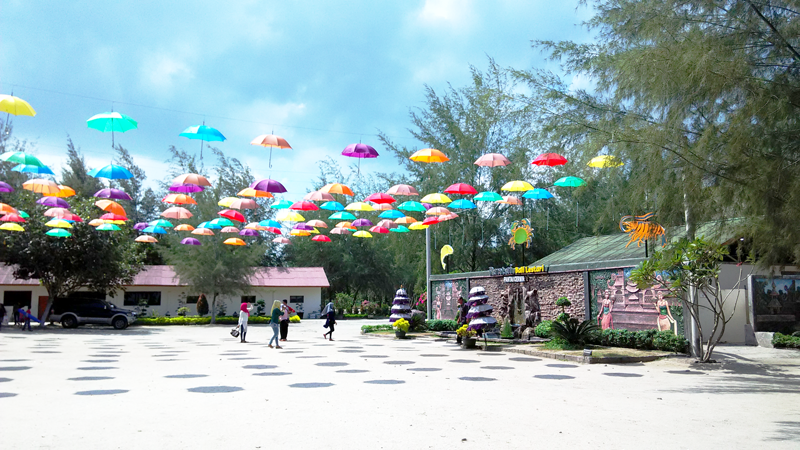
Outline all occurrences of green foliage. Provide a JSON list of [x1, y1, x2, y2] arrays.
[[344, 314, 367, 319], [590, 329, 688, 353], [137, 316, 273, 325], [176, 307, 189, 317], [534, 320, 553, 338], [556, 312, 570, 323], [361, 324, 394, 333], [256, 300, 266, 316], [555, 297, 571, 308], [426, 319, 458, 331], [333, 292, 355, 313], [196, 295, 209, 316], [409, 313, 427, 332], [215, 302, 227, 317], [500, 319, 514, 339], [773, 333, 800, 349], [550, 318, 600, 346]]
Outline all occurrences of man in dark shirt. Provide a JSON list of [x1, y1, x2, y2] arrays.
[[455, 297, 468, 344]]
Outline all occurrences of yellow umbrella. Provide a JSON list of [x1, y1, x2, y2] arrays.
[[22, 178, 59, 195], [409, 221, 429, 230], [345, 202, 375, 212], [276, 210, 305, 222], [409, 148, 449, 163], [43, 185, 76, 198], [501, 180, 534, 192], [135, 235, 158, 243], [88, 219, 105, 227], [420, 193, 452, 204], [0, 223, 24, 232], [0, 94, 36, 117], [353, 230, 373, 238], [309, 228, 320, 234], [290, 229, 311, 237], [192, 228, 215, 236], [223, 238, 247, 246], [174, 224, 195, 231], [45, 219, 73, 229], [588, 155, 623, 168], [105, 220, 126, 225], [237, 188, 273, 198]]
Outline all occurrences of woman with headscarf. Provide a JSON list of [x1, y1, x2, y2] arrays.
[[238, 302, 253, 343], [268, 300, 282, 349], [321, 301, 336, 341]]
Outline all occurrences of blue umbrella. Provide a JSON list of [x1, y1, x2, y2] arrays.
[[397, 201, 426, 212], [448, 199, 477, 210], [142, 226, 167, 234], [198, 221, 222, 230], [88, 164, 133, 180], [379, 210, 405, 219], [179, 124, 226, 160], [329, 211, 357, 221], [320, 201, 345, 211], [523, 188, 554, 199], [259, 219, 283, 229], [270, 199, 293, 209], [12, 164, 54, 175]]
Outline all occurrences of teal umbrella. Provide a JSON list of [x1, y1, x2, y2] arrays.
[[209, 217, 235, 227], [46, 228, 71, 238], [554, 176, 585, 187], [379, 210, 405, 219], [329, 211, 357, 220], [198, 221, 221, 230], [390, 225, 409, 233], [259, 219, 283, 229], [179, 124, 226, 160], [149, 219, 173, 228], [448, 199, 476, 210], [97, 223, 121, 231], [474, 191, 502, 202], [270, 199, 294, 209], [0, 151, 45, 167], [397, 201, 426, 212], [87, 111, 138, 147], [320, 201, 345, 211], [88, 164, 134, 180], [523, 188, 554, 199]]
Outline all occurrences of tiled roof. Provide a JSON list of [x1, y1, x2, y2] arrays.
[[0, 265, 330, 288]]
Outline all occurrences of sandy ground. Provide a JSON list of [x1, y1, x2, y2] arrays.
[[1, 319, 799, 449]]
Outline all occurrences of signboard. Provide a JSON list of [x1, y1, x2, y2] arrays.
[[503, 276, 526, 283], [489, 265, 548, 276]]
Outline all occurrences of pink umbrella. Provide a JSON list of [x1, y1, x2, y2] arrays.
[[312, 235, 332, 242], [304, 191, 335, 202], [161, 206, 193, 220], [376, 219, 397, 229], [221, 226, 240, 233], [273, 237, 291, 244], [330, 228, 351, 235], [386, 184, 419, 196], [369, 226, 389, 234], [365, 193, 396, 204], [474, 153, 511, 167]]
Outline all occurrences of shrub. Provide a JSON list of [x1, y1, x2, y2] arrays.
[[361, 324, 394, 333], [550, 319, 599, 346], [176, 307, 189, 317], [256, 300, 266, 316], [196, 295, 208, 316], [289, 315, 301, 323], [344, 314, 367, 319], [456, 324, 476, 338], [556, 312, 570, 323], [590, 329, 688, 353], [136, 316, 273, 326], [410, 311, 427, 331], [392, 318, 410, 333], [773, 332, 800, 349], [215, 302, 227, 317], [500, 319, 514, 339], [426, 319, 458, 331], [334, 292, 355, 313], [555, 297, 572, 308], [534, 320, 553, 338]]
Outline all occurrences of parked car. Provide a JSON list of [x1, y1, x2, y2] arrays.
[[50, 297, 137, 330]]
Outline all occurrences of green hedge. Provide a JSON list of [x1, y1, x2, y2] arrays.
[[361, 324, 394, 333], [426, 319, 458, 331], [534, 320, 553, 338], [588, 329, 687, 353], [137, 316, 273, 326], [773, 332, 800, 349], [344, 314, 367, 319]]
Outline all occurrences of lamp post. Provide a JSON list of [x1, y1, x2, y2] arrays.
[[426, 226, 432, 319]]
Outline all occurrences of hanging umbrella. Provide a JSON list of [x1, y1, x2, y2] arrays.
[[554, 176, 586, 187], [264, 227, 282, 235], [501, 180, 534, 192], [312, 235, 332, 242], [89, 219, 106, 227], [181, 237, 202, 246], [219, 209, 245, 222], [162, 193, 197, 205], [0, 181, 13, 193], [304, 191, 335, 202], [239, 229, 259, 237], [290, 201, 319, 211], [306, 219, 328, 228], [269, 199, 294, 209], [474, 153, 510, 167], [94, 188, 132, 200], [44, 207, 70, 218], [420, 193, 452, 204], [87, 111, 138, 132], [372, 203, 393, 211], [221, 226, 240, 233], [192, 228, 215, 236], [0, 95, 36, 117], [173, 173, 212, 187], [88, 164, 134, 180], [409, 221, 429, 230], [320, 201, 345, 211], [290, 229, 311, 237], [342, 143, 379, 174], [22, 179, 59, 195], [531, 152, 568, 166], [426, 207, 451, 216], [379, 210, 405, 219], [409, 148, 449, 163], [352, 218, 374, 227], [376, 219, 397, 229], [133, 222, 148, 231], [319, 183, 354, 196], [45, 219, 72, 229], [95, 200, 126, 216], [273, 237, 291, 244], [12, 164, 54, 175], [209, 217, 235, 227], [219, 197, 258, 210], [397, 201, 426, 212], [390, 225, 409, 233], [386, 184, 419, 196], [46, 229, 71, 238], [244, 222, 263, 230], [365, 193, 395, 204], [330, 228, 351, 235], [37, 197, 69, 208], [43, 185, 76, 198], [0, 223, 24, 232], [96, 223, 121, 231], [180, 124, 226, 160], [294, 223, 314, 231], [329, 211, 357, 221], [16, 210, 29, 218], [0, 203, 17, 214], [369, 226, 389, 234], [237, 187, 272, 198], [1, 213, 25, 223], [174, 224, 195, 231], [345, 202, 375, 212], [335, 221, 355, 229], [448, 199, 476, 210], [169, 183, 204, 193], [523, 188, 554, 199], [588, 155, 623, 168], [100, 213, 127, 221], [275, 210, 305, 222], [439, 212, 459, 222], [135, 235, 159, 243], [444, 183, 478, 195], [0, 151, 45, 167], [395, 216, 417, 224], [353, 230, 373, 238], [259, 219, 283, 229], [474, 191, 502, 202], [161, 206, 193, 220], [142, 226, 166, 234], [149, 219, 173, 228], [251, 179, 287, 193], [251, 134, 292, 169], [422, 216, 440, 226], [498, 195, 522, 205]]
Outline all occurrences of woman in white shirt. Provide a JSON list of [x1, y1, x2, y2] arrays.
[[238, 302, 253, 343]]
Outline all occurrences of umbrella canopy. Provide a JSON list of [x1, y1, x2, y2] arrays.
[[161, 206, 193, 219], [531, 152, 568, 166], [588, 155, 623, 168], [44, 207, 70, 218], [209, 218, 235, 227], [96, 223, 121, 231], [180, 125, 226, 142], [0, 151, 45, 167], [142, 226, 167, 234], [87, 112, 138, 133], [386, 184, 419, 196], [0, 203, 17, 214], [94, 188, 132, 201], [1, 213, 25, 223], [43, 185, 76, 198], [0, 181, 13, 193], [372, 203, 393, 211], [245, 222, 264, 230], [250, 179, 287, 193], [37, 196, 69, 208], [95, 200, 126, 216], [501, 180, 534, 192], [474, 153, 511, 167], [17, 210, 29, 218], [329, 211, 357, 221], [474, 191, 503, 201], [270, 199, 294, 209], [264, 226, 282, 234], [0, 95, 36, 116], [365, 193, 395, 204], [444, 183, 478, 195], [409, 221, 429, 230], [46, 229, 71, 238], [439, 212, 459, 221], [410, 148, 449, 163], [259, 219, 283, 229], [352, 218, 374, 227], [312, 235, 332, 242], [22, 179, 59, 195], [135, 235, 158, 243], [379, 210, 405, 219], [335, 221, 355, 229], [397, 201, 426, 212], [237, 187, 272, 198], [320, 201, 345, 211], [369, 226, 389, 234], [169, 183, 204, 193], [426, 207, 451, 216], [294, 223, 314, 231], [523, 188, 554, 199], [275, 210, 305, 222], [192, 228, 215, 236], [345, 202, 375, 212], [88, 164, 134, 180], [239, 229, 259, 237], [162, 193, 197, 205], [0, 223, 24, 232], [218, 197, 258, 210], [89, 219, 106, 227], [554, 176, 586, 187], [395, 216, 417, 224], [330, 227, 351, 235], [304, 191, 335, 202], [251, 134, 292, 149], [45, 219, 73, 229], [342, 143, 379, 158], [420, 193, 452, 204], [390, 225, 409, 233], [306, 219, 328, 228], [422, 216, 440, 226], [12, 164, 54, 175], [290, 201, 319, 211], [448, 199, 477, 210], [221, 226, 240, 233], [376, 219, 397, 229], [498, 195, 523, 205], [319, 183, 354, 196], [149, 219, 173, 228], [290, 229, 311, 237], [219, 209, 245, 222], [181, 237, 202, 246], [273, 237, 291, 244], [100, 213, 127, 221], [174, 224, 195, 231], [133, 222, 148, 230], [353, 230, 373, 238], [173, 173, 212, 187]]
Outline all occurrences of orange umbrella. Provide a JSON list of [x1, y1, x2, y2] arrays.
[[223, 238, 247, 246], [409, 148, 449, 163], [192, 228, 214, 236], [135, 235, 158, 243], [319, 183, 354, 196], [0, 203, 18, 214], [95, 200, 126, 216], [23, 178, 59, 195], [237, 188, 273, 198], [386, 184, 419, 196], [251, 134, 292, 169], [244, 222, 264, 230], [395, 216, 417, 224], [43, 185, 77, 198], [162, 193, 197, 205], [174, 224, 195, 231], [88, 219, 105, 227], [173, 173, 211, 187], [290, 229, 311, 237], [161, 206, 193, 220]]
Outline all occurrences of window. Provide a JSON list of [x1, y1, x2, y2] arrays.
[[124, 291, 162, 306], [3, 291, 32, 308], [241, 296, 256, 303], [289, 296, 304, 303], [186, 296, 199, 304]]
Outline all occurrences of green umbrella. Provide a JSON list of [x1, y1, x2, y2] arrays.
[[17, 210, 29, 218], [0, 151, 45, 167], [46, 228, 71, 238], [149, 219, 173, 228], [329, 211, 357, 221], [96, 223, 121, 231], [397, 201, 426, 212], [474, 191, 502, 202], [209, 217, 235, 227], [390, 225, 409, 233], [270, 199, 294, 209], [87, 111, 138, 147], [554, 176, 585, 187]]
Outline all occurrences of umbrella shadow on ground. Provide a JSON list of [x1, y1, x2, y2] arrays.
[[0, 367, 31, 371], [766, 421, 800, 441], [75, 389, 129, 396], [68, 376, 115, 381], [289, 382, 334, 388], [534, 374, 575, 380], [364, 379, 405, 385], [165, 374, 208, 379], [187, 386, 243, 393], [0, 392, 19, 398]]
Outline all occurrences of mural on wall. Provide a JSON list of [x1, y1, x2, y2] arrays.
[[752, 277, 800, 334], [431, 279, 467, 320], [589, 268, 683, 335]]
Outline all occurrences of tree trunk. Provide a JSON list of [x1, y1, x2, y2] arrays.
[[210, 292, 218, 324], [38, 298, 55, 328]]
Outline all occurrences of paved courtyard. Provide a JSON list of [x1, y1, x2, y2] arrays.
[[1, 319, 799, 449]]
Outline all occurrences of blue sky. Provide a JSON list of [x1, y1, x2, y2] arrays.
[[1, 0, 593, 198]]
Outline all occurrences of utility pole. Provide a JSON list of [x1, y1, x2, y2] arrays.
[[426, 226, 432, 319]]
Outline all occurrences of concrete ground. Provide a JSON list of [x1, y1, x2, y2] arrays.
[[1, 319, 799, 449]]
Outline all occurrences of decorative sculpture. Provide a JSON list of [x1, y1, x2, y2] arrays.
[[619, 212, 665, 248]]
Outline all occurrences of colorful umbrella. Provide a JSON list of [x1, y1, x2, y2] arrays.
[[379, 210, 405, 219], [264, 227, 282, 235], [89, 219, 106, 227], [372, 203, 394, 211], [352, 218, 374, 227], [294, 223, 314, 231], [87, 111, 137, 147], [369, 226, 389, 234], [319, 183, 354, 196], [259, 219, 283, 229], [45, 219, 72, 229], [304, 191, 335, 202], [501, 180, 534, 192], [174, 224, 195, 231], [162, 193, 197, 205], [523, 188, 554, 199], [290, 229, 311, 237], [330, 228, 351, 235], [335, 221, 355, 229], [320, 201, 345, 211], [390, 225, 409, 233], [180, 124, 226, 159], [192, 228, 215, 236], [239, 229, 259, 237], [17, 210, 29, 218], [181, 237, 202, 246], [251, 134, 292, 168], [149, 219, 173, 228], [554, 176, 586, 187], [0, 151, 45, 167], [44, 207, 70, 218], [173, 173, 212, 187], [250, 179, 287, 193], [0, 203, 17, 214], [219, 209, 245, 222], [135, 235, 158, 243], [22, 179, 59, 195], [420, 193, 452, 204], [397, 201, 426, 212], [221, 226, 240, 233], [100, 213, 127, 221], [161, 206, 193, 219], [96, 224, 121, 231], [219, 197, 258, 210], [273, 237, 291, 244], [588, 155, 623, 168], [410, 148, 449, 163], [498, 195, 522, 205], [426, 207, 450, 216], [448, 199, 476, 210], [46, 229, 71, 238], [531, 152, 568, 166], [94, 188, 132, 200], [0, 181, 13, 193], [386, 184, 419, 196], [474, 153, 510, 167], [290, 201, 320, 211], [237, 187, 272, 198], [345, 202, 375, 212], [342, 143, 378, 174], [444, 183, 477, 195], [88, 164, 134, 180], [0, 95, 36, 117], [244, 222, 264, 230], [474, 191, 502, 202], [142, 226, 166, 234], [409, 221, 429, 230], [275, 210, 305, 222], [329, 211, 357, 221], [12, 164, 54, 175], [0, 223, 24, 232], [95, 200, 126, 216], [306, 219, 328, 228], [209, 218, 235, 227], [365, 193, 395, 204], [395, 216, 417, 224], [37, 197, 69, 208], [43, 185, 76, 198], [353, 230, 373, 238], [312, 235, 332, 242], [376, 219, 397, 229], [1, 213, 25, 223], [133, 222, 148, 231], [422, 216, 440, 226], [168, 183, 202, 193], [270, 199, 294, 209], [439, 212, 459, 222]]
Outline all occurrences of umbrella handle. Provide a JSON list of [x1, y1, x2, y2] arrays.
[[269, 148, 273, 169]]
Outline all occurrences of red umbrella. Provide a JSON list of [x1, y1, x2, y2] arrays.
[[312, 235, 332, 242], [219, 209, 245, 223], [264, 227, 282, 235], [422, 216, 439, 226], [369, 226, 390, 234], [1, 213, 25, 223], [531, 152, 568, 166], [365, 193, 396, 204], [290, 201, 320, 211], [444, 183, 477, 195]]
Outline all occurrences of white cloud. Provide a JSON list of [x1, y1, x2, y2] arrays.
[[140, 53, 194, 92], [417, 0, 476, 27]]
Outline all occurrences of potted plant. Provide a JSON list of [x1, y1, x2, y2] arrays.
[[457, 324, 477, 349], [393, 318, 410, 339]]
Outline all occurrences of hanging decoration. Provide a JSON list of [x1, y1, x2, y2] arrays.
[[508, 219, 533, 249], [440, 244, 453, 270], [619, 212, 666, 248]]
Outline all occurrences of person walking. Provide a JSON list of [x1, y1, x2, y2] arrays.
[[268, 300, 282, 349], [21, 306, 32, 331], [455, 296, 468, 344], [0, 303, 6, 331], [322, 301, 336, 341], [238, 302, 253, 343], [279, 299, 294, 342], [12, 303, 19, 326]]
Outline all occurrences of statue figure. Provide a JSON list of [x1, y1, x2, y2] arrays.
[[524, 289, 541, 327]]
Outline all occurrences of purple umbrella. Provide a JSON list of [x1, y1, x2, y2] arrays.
[[422, 203, 432, 210], [181, 237, 202, 246], [293, 222, 314, 231], [342, 143, 378, 174], [94, 188, 133, 201], [133, 222, 148, 231], [37, 197, 69, 208], [250, 179, 287, 193], [352, 218, 374, 227], [169, 183, 204, 193], [239, 229, 259, 237], [0, 181, 14, 193]]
